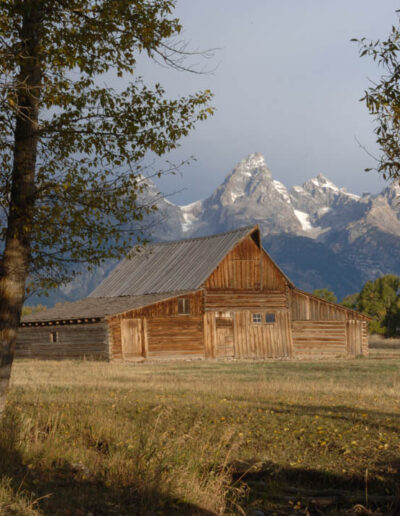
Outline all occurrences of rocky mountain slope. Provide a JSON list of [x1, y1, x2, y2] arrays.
[[30, 153, 400, 306]]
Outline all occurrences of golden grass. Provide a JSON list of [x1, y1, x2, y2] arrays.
[[1, 355, 400, 515]]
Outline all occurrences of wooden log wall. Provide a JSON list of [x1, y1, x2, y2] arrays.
[[205, 236, 287, 291], [204, 291, 287, 311], [346, 320, 366, 356], [147, 316, 204, 358], [292, 321, 347, 357], [16, 322, 109, 359], [233, 310, 292, 358], [362, 321, 369, 356], [107, 291, 204, 360]]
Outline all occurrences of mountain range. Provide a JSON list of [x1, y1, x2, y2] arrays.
[[31, 152, 400, 306]]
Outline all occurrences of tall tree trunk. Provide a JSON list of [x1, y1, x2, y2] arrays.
[[0, 3, 42, 415]]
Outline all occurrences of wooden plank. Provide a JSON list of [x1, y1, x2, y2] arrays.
[[16, 323, 109, 359]]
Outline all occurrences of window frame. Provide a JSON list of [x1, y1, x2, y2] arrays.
[[252, 312, 276, 325], [49, 331, 59, 343], [265, 313, 276, 324], [177, 297, 190, 315]]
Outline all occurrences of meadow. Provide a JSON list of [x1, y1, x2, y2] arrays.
[[1, 349, 400, 515]]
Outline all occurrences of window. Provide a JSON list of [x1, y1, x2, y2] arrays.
[[49, 331, 58, 343], [178, 298, 190, 314], [265, 313, 276, 324], [252, 313, 262, 323]]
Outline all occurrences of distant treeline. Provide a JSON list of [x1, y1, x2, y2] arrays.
[[314, 275, 400, 336]]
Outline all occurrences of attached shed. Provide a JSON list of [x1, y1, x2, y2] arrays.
[[17, 226, 370, 360]]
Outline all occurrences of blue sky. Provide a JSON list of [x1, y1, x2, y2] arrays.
[[135, 1, 400, 205]]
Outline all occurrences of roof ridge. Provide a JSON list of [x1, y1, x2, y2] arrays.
[[141, 225, 257, 247]]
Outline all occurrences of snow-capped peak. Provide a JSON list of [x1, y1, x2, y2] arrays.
[[229, 152, 271, 179], [273, 179, 291, 204], [301, 173, 360, 201], [310, 173, 340, 192]]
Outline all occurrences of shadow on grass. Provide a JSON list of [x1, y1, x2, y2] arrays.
[[252, 399, 400, 435], [0, 411, 217, 516], [232, 459, 400, 515]]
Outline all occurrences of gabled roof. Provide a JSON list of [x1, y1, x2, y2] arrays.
[[89, 226, 259, 298], [21, 291, 195, 323]]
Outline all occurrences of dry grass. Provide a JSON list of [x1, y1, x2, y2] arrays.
[[368, 334, 400, 349], [1, 355, 400, 515]]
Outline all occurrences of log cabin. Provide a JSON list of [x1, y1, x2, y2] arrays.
[[17, 225, 370, 360]]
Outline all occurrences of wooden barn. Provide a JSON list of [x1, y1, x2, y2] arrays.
[[17, 225, 370, 361]]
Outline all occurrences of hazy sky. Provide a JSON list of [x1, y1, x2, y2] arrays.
[[136, 1, 400, 205]]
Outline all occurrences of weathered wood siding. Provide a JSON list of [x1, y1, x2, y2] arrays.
[[204, 309, 292, 358], [147, 316, 203, 358], [290, 289, 369, 357], [204, 291, 287, 310], [16, 322, 109, 359], [205, 236, 286, 291], [291, 289, 365, 321], [234, 310, 292, 358], [203, 236, 291, 358], [362, 321, 368, 356], [107, 291, 204, 360], [292, 321, 347, 357]]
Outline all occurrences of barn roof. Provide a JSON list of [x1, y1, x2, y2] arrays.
[[89, 225, 260, 298], [21, 291, 198, 323]]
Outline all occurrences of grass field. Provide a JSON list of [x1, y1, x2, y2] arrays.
[[1, 350, 400, 515]]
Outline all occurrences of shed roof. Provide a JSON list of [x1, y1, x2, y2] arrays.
[[89, 225, 259, 298], [21, 291, 193, 323]]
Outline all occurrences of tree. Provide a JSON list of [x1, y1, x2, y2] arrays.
[[312, 288, 337, 303], [357, 275, 400, 335], [353, 16, 400, 182], [341, 292, 359, 310], [0, 0, 213, 413]]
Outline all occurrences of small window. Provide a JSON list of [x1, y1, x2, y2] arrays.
[[265, 313, 276, 324], [178, 298, 190, 314], [49, 331, 58, 343], [252, 313, 262, 323]]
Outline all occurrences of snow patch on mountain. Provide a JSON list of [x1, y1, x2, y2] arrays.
[[180, 200, 203, 232], [294, 210, 313, 231]]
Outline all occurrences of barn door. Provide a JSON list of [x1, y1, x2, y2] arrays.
[[346, 320, 362, 356], [121, 319, 143, 360], [215, 316, 234, 357]]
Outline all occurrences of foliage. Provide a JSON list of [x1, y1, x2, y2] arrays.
[[341, 292, 359, 310], [0, 0, 213, 294], [356, 275, 400, 335], [21, 305, 47, 317], [353, 15, 400, 182], [312, 288, 337, 303]]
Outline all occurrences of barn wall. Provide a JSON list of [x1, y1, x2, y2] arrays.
[[205, 236, 287, 291], [362, 321, 369, 356], [204, 291, 287, 310], [290, 289, 369, 356], [107, 291, 204, 360], [291, 289, 365, 321], [16, 322, 109, 359], [292, 321, 347, 357], [260, 250, 287, 290], [234, 310, 292, 358], [147, 316, 204, 358]]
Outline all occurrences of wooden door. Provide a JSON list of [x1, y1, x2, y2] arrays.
[[121, 319, 143, 360], [215, 316, 234, 357], [346, 320, 362, 356]]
